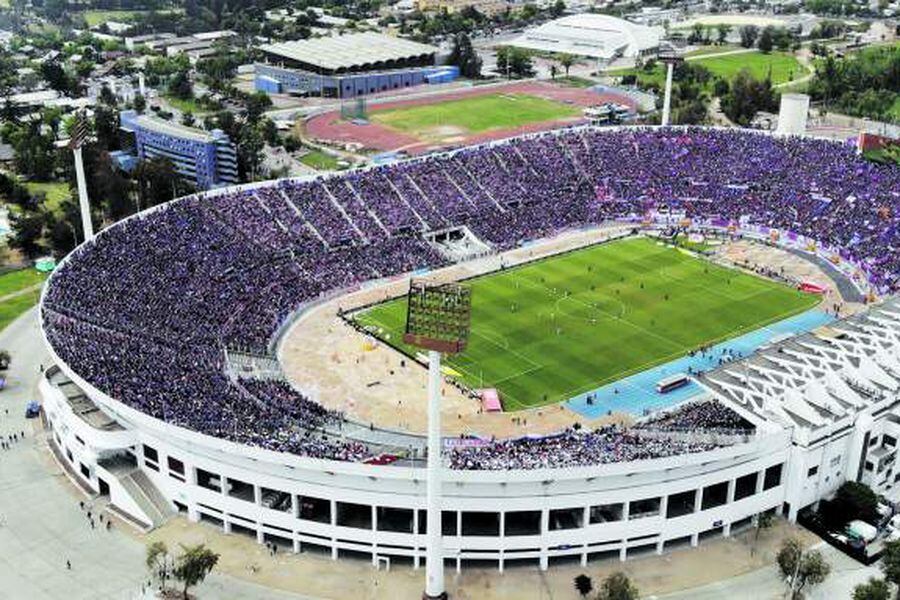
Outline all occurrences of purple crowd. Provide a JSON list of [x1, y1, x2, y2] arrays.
[[42, 127, 900, 467]]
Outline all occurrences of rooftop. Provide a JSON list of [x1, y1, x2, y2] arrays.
[[122, 112, 222, 143], [510, 13, 663, 60], [259, 32, 437, 71]]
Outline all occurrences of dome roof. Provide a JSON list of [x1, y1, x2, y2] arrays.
[[510, 13, 663, 60]]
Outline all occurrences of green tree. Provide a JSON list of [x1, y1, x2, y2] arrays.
[[146, 541, 171, 594], [172, 544, 219, 600], [448, 32, 482, 79], [880, 540, 900, 598], [558, 53, 575, 77], [777, 538, 830, 600], [8, 210, 47, 258], [168, 70, 193, 101], [134, 157, 190, 209], [551, 0, 565, 17], [739, 25, 759, 48], [717, 23, 732, 44], [597, 572, 639, 600], [245, 91, 273, 123], [496, 46, 534, 78], [573, 573, 593, 598], [853, 578, 890, 600], [758, 27, 774, 53], [720, 68, 777, 126], [821, 481, 879, 528], [133, 93, 147, 113]]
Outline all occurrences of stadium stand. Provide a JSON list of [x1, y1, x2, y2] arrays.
[[42, 127, 900, 468]]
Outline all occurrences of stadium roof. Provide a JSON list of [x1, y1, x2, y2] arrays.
[[123, 113, 220, 143], [259, 32, 437, 72], [510, 14, 663, 61], [700, 297, 900, 441]]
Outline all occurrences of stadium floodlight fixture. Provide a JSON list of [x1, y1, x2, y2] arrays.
[[402, 279, 470, 600], [69, 111, 94, 241], [403, 280, 471, 355]]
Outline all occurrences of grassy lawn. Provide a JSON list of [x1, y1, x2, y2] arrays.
[[163, 95, 208, 115], [614, 51, 806, 89], [0, 269, 47, 333], [25, 181, 70, 214], [370, 93, 581, 138], [684, 44, 742, 57], [554, 76, 596, 88], [697, 51, 806, 84], [354, 237, 817, 410], [299, 150, 340, 170], [80, 10, 142, 26]]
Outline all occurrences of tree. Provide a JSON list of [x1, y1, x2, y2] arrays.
[[739, 25, 759, 48], [717, 24, 732, 45], [146, 541, 171, 593], [558, 53, 575, 77], [751, 510, 775, 556], [134, 157, 190, 210], [168, 70, 193, 101], [496, 46, 534, 79], [853, 578, 890, 600], [720, 68, 777, 126], [172, 543, 219, 600], [133, 93, 147, 113], [822, 481, 879, 528], [245, 91, 273, 123], [448, 33, 482, 79], [758, 26, 775, 53], [8, 210, 46, 259], [551, 0, 565, 17], [597, 572, 639, 600], [777, 538, 830, 600], [880, 540, 900, 598], [573, 573, 593, 598]]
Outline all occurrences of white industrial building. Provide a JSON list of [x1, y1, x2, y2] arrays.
[[509, 14, 664, 61]]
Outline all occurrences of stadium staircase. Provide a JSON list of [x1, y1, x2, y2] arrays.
[[451, 157, 505, 211], [276, 189, 330, 248], [343, 180, 391, 237], [116, 469, 176, 530], [319, 181, 368, 242]]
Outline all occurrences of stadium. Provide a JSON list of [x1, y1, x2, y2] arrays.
[[38, 125, 900, 577]]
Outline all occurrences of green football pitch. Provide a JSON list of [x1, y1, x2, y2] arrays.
[[369, 93, 581, 137], [353, 237, 819, 410]]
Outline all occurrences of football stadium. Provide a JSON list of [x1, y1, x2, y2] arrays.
[[39, 125, 900, 576]]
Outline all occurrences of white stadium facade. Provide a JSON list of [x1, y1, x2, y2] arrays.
[[38, 125, 900, 574], [509, 14, 664, 62]]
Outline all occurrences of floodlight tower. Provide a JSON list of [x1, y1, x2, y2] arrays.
[[403, 280, 471, 600], [658, 50, 684, 127], [69, 113, 94, 241]]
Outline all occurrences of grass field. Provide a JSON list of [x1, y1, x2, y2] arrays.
[[25, 181, 70, 214], [369, 93, 581, 137], [0, 269, 47, 333], [615, 51, 805, 88], [300, 149, 340, 170], [354, 238, 818, 410]]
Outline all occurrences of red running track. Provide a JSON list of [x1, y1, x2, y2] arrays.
[[303, 81, 638, 156]]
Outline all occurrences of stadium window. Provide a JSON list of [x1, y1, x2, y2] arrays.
[[336, 501, 372, 529], [885, 435, 897, 447], [167, 456, 184, 475], [504, 510, 541, 536], [549, 508, 583, 530], [866, 461, 875, 471], [666, 490, 696, 518], [462, 512, 500, 536], [870, 436, 880, 447], [830, 455, 841, 468], [143, 444, 158, 464], [701, 482, 728, 510], [763, 464, 783, 490], [195, 468, 221, 492], [298, 495, 330, 523], [80, 463, 90, 479], [629, 497, 661, 520], [589, 503, 623, 523], [376, 507, 413, 533], [261, 487, 291, 512], [734, 473, 758, 501], [807, 466, 819, 477], [226, 477, 254, 503]]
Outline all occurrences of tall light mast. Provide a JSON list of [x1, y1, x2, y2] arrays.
[[403, 280, 472, 600], [69, 113, 94, 241], [658, 50, 684, 127]]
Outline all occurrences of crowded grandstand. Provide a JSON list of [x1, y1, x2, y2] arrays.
[[41, 126, 900, 471]]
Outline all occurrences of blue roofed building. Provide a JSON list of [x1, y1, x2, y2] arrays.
[[119, 110, 238, 190]]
